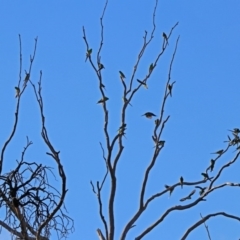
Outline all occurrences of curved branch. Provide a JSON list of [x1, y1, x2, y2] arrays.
[[181, 212, 240, 240]]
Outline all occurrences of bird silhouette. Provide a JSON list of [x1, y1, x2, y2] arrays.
[[85, 48, 92, 62], [119, 71, 125, 81], [168, 83, 173, 97], [137, 79, 148, 89], [162, 32, 169, 45], [98, 63, 105, 71], [15, 87, 20, 98], [97, 96, 109, 104], [149, 63, 154, 73], [142, 112, 156, 119], [165, 185, 174, 196], [195, 186, 206, 195], [211, 149, 224, 155], [180, 189, 196, 202], [180, 176, 184, 188]]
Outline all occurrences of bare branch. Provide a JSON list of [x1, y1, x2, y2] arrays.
[[181, 212, 240, 240]]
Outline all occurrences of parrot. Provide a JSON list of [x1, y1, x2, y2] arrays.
[[180, 176, 184, 188], [201, 172, 211, 181], [195, 186, 206, 195], [23, 72, 30, 86], [97, 96, 109, 104], [149, 63, 154, 73], [165, 185, 174, 196], [122, 97, 132, 106], [162, 32, 169, 45], [98, 63, 105, 71], [142, 112, 156, 119], [137, 79, 148, 89], [85, 48, 92, 62], [180, 189, 196, 202], [168, 83, 173, 97], [211, 149, 224, 155], [155, 119, 160, 126], [209, 159, 215, 172], [15, 87, 20, 98], [119, 71, 125, 81]]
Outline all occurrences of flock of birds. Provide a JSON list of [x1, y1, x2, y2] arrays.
[[84, 39, 240, 203]]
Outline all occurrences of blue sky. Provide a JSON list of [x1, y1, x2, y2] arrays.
[[0, 1, 240, 239]]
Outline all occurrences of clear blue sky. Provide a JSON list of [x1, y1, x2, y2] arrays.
[[0, 1, 240, 239]]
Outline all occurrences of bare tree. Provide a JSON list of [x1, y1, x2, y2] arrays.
[[83, 0, 240, 239], [0, 36, 74, 240]]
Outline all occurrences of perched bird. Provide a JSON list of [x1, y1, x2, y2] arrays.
[[165, 185, 174, 196], [208, 159, 215, 172], [162, 32, 169, 45], [142, 112, 156, 119], [158, 140, 165, 147], [97, 96, 109, 104], [180, 189, 196, 202], [23, 72, 30, 86], [118, 123, 127, 135], [211, 149, 224, 155], [195, 186, 206, 195], [180, 176, 184, 189], [15, 87, 20, 98], [119, 71, 125, 81], [155, 119, 160, 126], [98, 63, 105, 71], [229, 128, 240, 134], [201, 172, 211, 181], [149, 63, 154, 73], [122, 97, 132, 106], [224, 135, 239, 146], [85, 48, 92, 62], [152, 136, 165, 147], [137, 79, 148, 89], [118, 124, 127, 138], [168, 83, 173, 97]]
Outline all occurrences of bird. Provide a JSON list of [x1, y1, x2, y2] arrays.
[[137, 79, 148, 89], [224, 135, 239, 146], [122, 97, 132, 106], [211, 149, 224, 155], [98, 63, 105, 71], [180, 189, 196, 202], [168, 83, 173, 97], [97, 96, 109, 104], [201, 172, 211, 181], [118, 124, 127, 138], [229, 128, 240, 134], [142, 112, 156, 119], [149, 63, 154, 73], [119, 71, 125, 81], [152, 136, 165, 147], [85, 48, 92, 62], [180, 176, 184, 188], [165, 185, 174, 196], [162, 32, 169, 45], [208, 159, 215, 172], [15, 87, 20, 98], [23, 71, 30, 86], [155, 119, 160, 126], [195, 186, 206, 195], [158, 140, 165, 147]]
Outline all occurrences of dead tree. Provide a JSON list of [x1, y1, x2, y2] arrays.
[[83, 0, 240, 239], [0, 36, 74, 240]]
